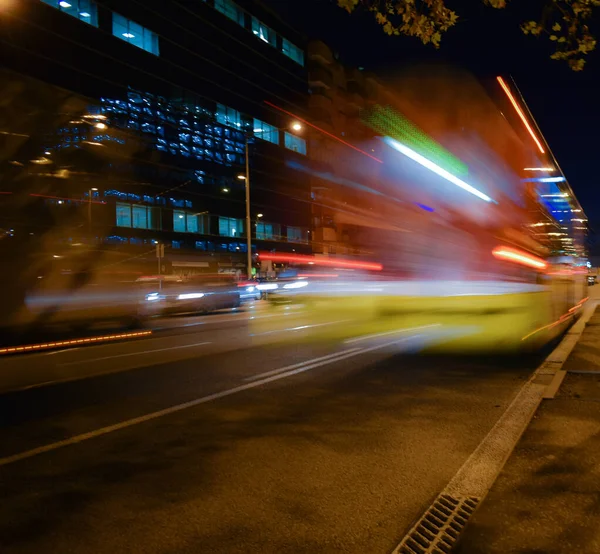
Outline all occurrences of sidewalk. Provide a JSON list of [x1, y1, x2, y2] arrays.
[[456, 305, 600, 553]]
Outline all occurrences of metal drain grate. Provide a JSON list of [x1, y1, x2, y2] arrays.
[[394, 494, 480, 554]]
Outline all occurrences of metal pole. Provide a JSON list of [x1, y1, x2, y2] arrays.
[[88, 188, 92, 236], [245, 137, 252, 280]]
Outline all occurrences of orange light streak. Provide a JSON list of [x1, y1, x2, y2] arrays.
[[492, 246, 547, 270], [497, 77, 545, 154], [0, 330, 152, 356]]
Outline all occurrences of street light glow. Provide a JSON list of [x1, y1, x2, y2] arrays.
[[95, 122, 107, 129], [257, 213, 263, 218], [237, 175, 246, 180], [291, 122, 302, 131]]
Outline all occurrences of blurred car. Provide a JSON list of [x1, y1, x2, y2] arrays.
[[237, 281, 262, 301], [588, 275, 596, 286], [138, 275, 241, 317]]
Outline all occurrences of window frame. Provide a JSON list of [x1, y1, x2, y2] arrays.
[[253, 118, 279, 145], [40, 0, 99, 27], [214, 0, 245, 26], [281, 38, 304, 66], [112, 13, 160, 56], [251, 17, 276, 47], [284, 132, 307, 155]]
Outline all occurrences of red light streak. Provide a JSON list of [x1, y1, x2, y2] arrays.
[[497, 77, 545, 154], [264, 100, 383, 164], [0, 330, 152, 356], [29, 193, 106, 205], [258, 252, 383, 271], [492, 246, 547, 270]]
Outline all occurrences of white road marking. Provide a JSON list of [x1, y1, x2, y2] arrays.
[[0, 334, 421, 468], [59, 341, 212, 366], [249, 319, 351, 338], [244, 348, 362, 382], [344, 324, 441, 344]]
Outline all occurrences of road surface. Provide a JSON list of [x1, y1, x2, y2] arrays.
[[0, 300, 542, 553]]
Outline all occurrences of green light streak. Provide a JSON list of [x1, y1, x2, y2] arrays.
[[362, 105, 469, 177]]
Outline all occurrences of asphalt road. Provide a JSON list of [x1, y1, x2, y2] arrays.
[[0, 300, 543, 553]]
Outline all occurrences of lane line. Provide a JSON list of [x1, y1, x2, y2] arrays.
[[344, 323, 440, 344], [243, 348, 362, 382], [59, 341, 212, 366], [0, 334, 420, 468], [249, 319, 351, 338]]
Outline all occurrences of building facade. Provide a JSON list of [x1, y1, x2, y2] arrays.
[[0, 0, 312, 277]]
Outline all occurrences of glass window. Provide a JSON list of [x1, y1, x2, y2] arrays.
[[216, 104, 242, 129], [116, 203, 159, 229], [132, 205, 148, 229], [113, 13, 159, 55], [116, 203, 131, 227], [41, 0, 98, 27], [253, 119, 279, 145], [214, 0, 245, 26], [174, 210, 186, 232], [284, 132, 307, 155], [251, 17, 276, 47], [219, 216, 243, 237], [256, 222, 280, 240], [281, 38, 304, 66], [287, 226, 306, 243], [174, 210, 203, 233]]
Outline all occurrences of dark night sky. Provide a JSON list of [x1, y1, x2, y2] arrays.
[[263, 0, 600, 247]]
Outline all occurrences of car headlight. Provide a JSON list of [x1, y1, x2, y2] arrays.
[[177, 293, 205, 300], [283, 280, 309, 289]]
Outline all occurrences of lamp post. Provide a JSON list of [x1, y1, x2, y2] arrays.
[[88, 187, 98, 237], [238, 121, 302, 280]]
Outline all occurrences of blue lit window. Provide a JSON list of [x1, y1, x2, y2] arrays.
[[116, 203, 158, 229], [282, 38, 304, 66], [256, 222, 277, 240], [287, 226, 306, 243], [215, 0, 244, 26], [41, 0, 98, 27], [252, 17, 276, 47], [284, 132, 306, 155], [116, 203, 131, 227], [253, 119, 279, 145], [219, 216, 243, 237], [113, 13, 159, 55], [216, 104, 242, 129], [174, 210, 203, 233]]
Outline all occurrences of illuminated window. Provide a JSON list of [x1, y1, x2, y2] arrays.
[[256, 222, 280, 240], [251, 17, 276, 47], [116, 203, 131, 228], [219, 216, 243, 237], [284, 132, 306, 155], [216, 104, 242, 129], [113, 13, 159, 55], [174, 210, 203, 233], [281, 39, 304, 66], [253, 119, 279, 145], [287, 226, 306, 243], [40, 0, 98, 26], [215, 0, 244, 26], [116, 203, 159, 229]]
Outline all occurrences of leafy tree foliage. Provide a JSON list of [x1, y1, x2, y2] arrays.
[[337, 0, 598, 70]]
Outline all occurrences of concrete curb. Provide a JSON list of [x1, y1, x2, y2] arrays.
[[392, 297, 599, 554]]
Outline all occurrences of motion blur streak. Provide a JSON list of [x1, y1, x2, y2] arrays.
[[362, 104, 468, 176], [496, 76, 545, 154], [491, 246, 547, 270], [521, 298, 588, 341], [257, 252, 383, 271], [264, 100, 383, 163], [382, 137, 494, 203], [0, 331, 152, 355]]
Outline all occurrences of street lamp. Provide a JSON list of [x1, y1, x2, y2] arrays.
[[88, 187, 98, 236], [241, 121, 303, 279]]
